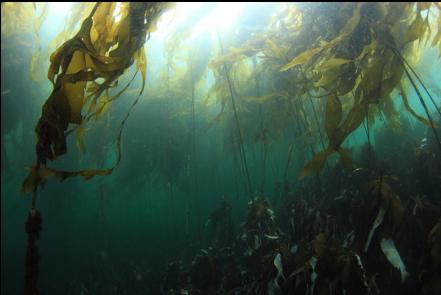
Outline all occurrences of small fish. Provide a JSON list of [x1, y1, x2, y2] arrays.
[[380, 238, 409, 282]]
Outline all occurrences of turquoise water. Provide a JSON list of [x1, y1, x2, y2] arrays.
[[2, 3, 441, 294]]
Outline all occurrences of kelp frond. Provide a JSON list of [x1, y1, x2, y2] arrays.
[[22, 2, 172, 193]]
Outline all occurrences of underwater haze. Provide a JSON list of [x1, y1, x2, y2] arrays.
[[1, 2, 441, 295]]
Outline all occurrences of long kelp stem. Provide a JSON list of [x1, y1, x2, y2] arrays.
[[383, 44, 441, 152], [299, 100, 323, 197], [189, 54, 202, 239], [252, 57, 267, 194], [308, 95, 326, 151], [217, 31, 253, 199], [24, 191, 42, 295], [393, 50, 441, 153], [362, 106, 372, 171], [283, 143, 294, 181], [391, 47, 441, 118], [300, 67, 326, 152], [169, 182, 178, 240], [307, 93, 331, 173], [300, 68, 330, 173]]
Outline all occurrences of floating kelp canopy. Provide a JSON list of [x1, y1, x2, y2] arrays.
[[208, 2, 441, 180], [2, 2, 440, 192]]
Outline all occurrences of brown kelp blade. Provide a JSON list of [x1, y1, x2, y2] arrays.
[[21, 3, 172, 193], [298, 148, 334, 180]]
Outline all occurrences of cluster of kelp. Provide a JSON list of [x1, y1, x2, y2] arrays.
[[153, 4, 441, 294], [1, 2, 48, 81], [18, 2, 172, 196], [8, 2, 439, 196], [207, 2, 441, 182], [2, 3, 171, 294], [159, 126, 440, 295]]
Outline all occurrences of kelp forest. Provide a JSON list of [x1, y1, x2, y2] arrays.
[[1, 2, 441, 295]]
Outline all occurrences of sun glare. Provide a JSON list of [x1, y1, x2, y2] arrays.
[[192, 2, 247, 37], [154, 2, 248, 39], [49, 2, 73, 14]]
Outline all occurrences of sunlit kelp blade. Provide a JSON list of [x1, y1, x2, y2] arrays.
[[21, 2, 173, 193]]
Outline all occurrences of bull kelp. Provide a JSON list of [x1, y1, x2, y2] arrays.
[[1, 2, 441, 294]]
